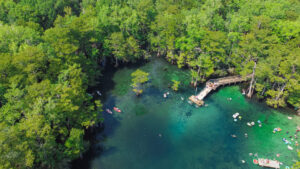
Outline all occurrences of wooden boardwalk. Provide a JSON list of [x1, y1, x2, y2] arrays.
[[189, 75, 251, 106], [258, 158, 280, 169]]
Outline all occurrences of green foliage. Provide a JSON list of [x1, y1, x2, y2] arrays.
[[105, 32, 142, 66], [0, 24, 41, 54], [131, 69, 149, 95], [0, 64, 102, 168], [131, 69, 149, 85], [0, 0, 82, 29], [64, 128, 85, 158], [293, 152, 300, 168], [0, 0, 300, 168], [171, 80, 180, 91], [0, 2, 103, 168]]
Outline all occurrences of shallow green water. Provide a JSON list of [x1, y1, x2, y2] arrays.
[[76, 58, 299, 169]]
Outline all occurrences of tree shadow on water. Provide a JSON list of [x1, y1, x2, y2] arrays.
[[71, 143, 119, 169], [72, 96, 122, 169], [72, 59, 153, 169], [88, 58, 147, 101]]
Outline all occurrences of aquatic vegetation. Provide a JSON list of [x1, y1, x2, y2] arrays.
[[171, 80, 181, 91], [131, 69, 149, 95]]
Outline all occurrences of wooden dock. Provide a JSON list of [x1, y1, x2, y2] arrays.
[[189, 95, 204, 106], [258, 158, 280, 169], [189, 75, 251, 106]]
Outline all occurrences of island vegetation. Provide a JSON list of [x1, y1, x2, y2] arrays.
[[131, 69, 149, 95], [171, 80, 181, 91], [0, 0, 299, 168]]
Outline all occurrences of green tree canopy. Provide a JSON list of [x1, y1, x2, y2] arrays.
[[131, 69, 149, 95]]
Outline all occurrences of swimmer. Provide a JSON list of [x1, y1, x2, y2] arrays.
[[244, 133, 248, 138], [231, 134, 237, 138]]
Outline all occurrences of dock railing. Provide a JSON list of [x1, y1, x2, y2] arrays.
[[189, 75, 251, 106]]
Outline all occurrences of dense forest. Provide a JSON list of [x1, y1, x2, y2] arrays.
[[0, 0, 299, 168]]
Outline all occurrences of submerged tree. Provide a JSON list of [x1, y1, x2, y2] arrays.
[[131, 69, 149, 96], [171, 80, 181, 91]]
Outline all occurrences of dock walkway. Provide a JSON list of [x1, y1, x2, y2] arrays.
[[189, 75, 251, 106], [258, 158, 280, 169]]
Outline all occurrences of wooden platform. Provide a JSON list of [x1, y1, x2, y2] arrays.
[[258, 158, 280, 169], [189, 95, 204, 106], [189, 75, 251, 106]]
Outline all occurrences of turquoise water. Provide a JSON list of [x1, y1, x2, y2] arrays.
[[74, 58, 299, 169]]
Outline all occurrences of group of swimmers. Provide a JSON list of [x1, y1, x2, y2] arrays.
[[283, 128, 299, 147], [273, 127, 282, 133], [231, 114, 299, 166], [232, 112, 241, 122], [163, 92, 170, 98]]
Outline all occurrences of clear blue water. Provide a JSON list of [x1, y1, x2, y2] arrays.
[[74, 58, 299, 169]]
